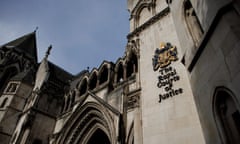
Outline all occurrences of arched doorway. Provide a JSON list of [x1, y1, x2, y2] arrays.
[[213, 87, 240, 143], [87, 129, 110, 144], [57, 102, 116, 144]]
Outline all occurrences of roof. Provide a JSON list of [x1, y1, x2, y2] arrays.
[[48, 61, 74, 83], [10, 69, 35, 85], [1, 32, 38, 62]]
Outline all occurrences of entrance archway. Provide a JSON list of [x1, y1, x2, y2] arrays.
[[58, 102, 116, 144], [87, 129, 110, 144]]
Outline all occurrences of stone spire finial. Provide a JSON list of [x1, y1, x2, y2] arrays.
[[45, 45, 52, 59], [34, 27, 38, 33]]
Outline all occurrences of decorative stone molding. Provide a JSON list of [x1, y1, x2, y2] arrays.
[[127, 7, 170, 39], [130, 0, 155, 18], [56, 102, 118, 144], [0, 47, 36, 71], [125, 38, 140, 60], [127, 94, 140, 110]]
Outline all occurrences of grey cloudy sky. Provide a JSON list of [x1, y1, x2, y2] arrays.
[[0, 0, 129, 74]]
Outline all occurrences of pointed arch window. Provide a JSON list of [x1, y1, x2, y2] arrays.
[[89, 72, 98, 90], [99, 66, 109, 85], [213, 88, 240, 143], [79, 79, 88, 96], [138, 6, 152, 27], [116, 63, 124, 83]]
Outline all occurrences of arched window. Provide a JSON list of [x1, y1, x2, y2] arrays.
[[79, 79, 88, 96], [116, 63, 124, 83], [0, 97, 8, 108], [138, 6, 152, 27], [184, 0, 203, 47], [89, 72, 98, 90], [213, 88, 240, 143], [127, 61, 134, 78], [99, 65, 109, 85]]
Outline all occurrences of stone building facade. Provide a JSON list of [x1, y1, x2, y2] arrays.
[[0, 0, 239, 144]]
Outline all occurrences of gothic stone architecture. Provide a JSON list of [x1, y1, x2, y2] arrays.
[[0, 0, 240, 144]]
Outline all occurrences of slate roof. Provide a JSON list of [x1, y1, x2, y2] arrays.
[[1, 32, 38, 62], [10, 69, 35, 85], [48, 61, 74, 84]]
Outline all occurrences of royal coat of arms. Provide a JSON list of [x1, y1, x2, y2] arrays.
[[152, 42, 178, 71]]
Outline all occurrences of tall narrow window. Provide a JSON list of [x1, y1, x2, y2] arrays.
[[89, 72, 97, 90], [0, 97, 8, 108], [214, 88, 240, 143], [99, 66, 108, 85], [184, 0, 203, 47], [116, 63, 124, 83], [79, 79, 87, 96]]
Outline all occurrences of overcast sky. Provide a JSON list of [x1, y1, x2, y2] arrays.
[[0, 0, 129, 74]]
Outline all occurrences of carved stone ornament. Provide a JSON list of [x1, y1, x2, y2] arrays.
[[152, 42, 178, 71], [125, 38, 140, 59], [127, 94, 140, 110]]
